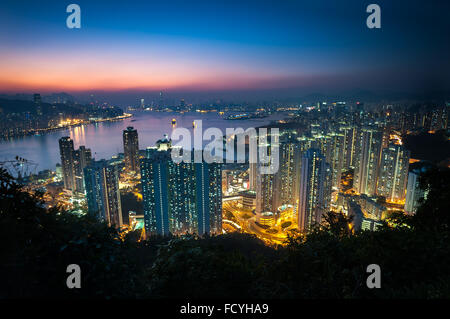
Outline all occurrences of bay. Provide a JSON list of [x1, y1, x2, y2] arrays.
[[0, 111, 285, 173]]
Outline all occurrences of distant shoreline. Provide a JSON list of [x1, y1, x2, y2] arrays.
[[1, 113, 133, 141]]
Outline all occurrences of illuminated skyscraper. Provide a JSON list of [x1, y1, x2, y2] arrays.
[[353, 127, 383, 196], [377, 144, 410, 202], [159, 91, 164, 108], [311, 134, 331, 160], [297, 149, 332, 232], [443, 107, 449, 130], [72, 145, 92, 194], [404, 169, 427, 215], [141, 148, 170, 235], [140, 139, 222, 236], [381, 127, 390, 149], [248, 133, 259, 191], [84, 159, 123, 227], [340, 125, 358, 169], [326, 132, 345, 190], [430, 107, 449, 131], [195, 161, 222, 235], [309, 133, 344, 192], [59, 136, 75, 191], [249, 162, 258, 191], [33, 93, 42, 116], [273, 140, 302, 209], [255, 135, 280, 214], [255, 165, 276, 214], [123, 126, 140, 174]]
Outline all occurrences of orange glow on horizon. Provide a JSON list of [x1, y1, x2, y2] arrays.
[[0, 49, 287, 92]]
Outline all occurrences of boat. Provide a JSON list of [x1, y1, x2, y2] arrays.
[[192, 121, 197, 128], [225, 113, 250, 120], [225, 112, 268, 120], [171, 118, 177, 125]]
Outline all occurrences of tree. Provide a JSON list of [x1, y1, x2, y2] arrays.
[[320, 211, 354, 238], [1, 165, 450, 299], [413, 167, 450, 230]]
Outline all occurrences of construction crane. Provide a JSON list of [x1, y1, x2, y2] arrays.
[[0, 156, 38, 180]]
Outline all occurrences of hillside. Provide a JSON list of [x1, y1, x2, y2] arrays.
[[0, 167, 449, 298]]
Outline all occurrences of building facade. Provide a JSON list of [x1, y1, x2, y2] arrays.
[[59, 136, 75, 191], [72, 145, 92, 194], [297, 148, 332, 232], [140, 140, 222, 236], [84, 159, 123, 227], [354, 127, 383, 196], [123, 126, 140, 174], [377, 144, 410, 202], [404, 169, 426, 215]]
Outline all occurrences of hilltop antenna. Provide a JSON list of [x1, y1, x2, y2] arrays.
[[0, 156, 38, 179]]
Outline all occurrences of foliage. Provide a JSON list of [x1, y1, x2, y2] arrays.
[[1, 167, 450, 298]]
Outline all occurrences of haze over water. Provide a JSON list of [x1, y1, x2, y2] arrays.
[[0, 111, 285, 173]]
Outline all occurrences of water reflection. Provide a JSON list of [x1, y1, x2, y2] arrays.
[[70, 125, 87, 146], [0, 112, 284, 172]]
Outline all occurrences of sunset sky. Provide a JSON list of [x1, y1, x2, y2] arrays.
[[0, 0, 449, 101]]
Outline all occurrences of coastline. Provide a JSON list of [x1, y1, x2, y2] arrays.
[[1, 113, 133, 141]]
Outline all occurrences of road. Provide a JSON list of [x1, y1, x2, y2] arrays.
[[223, 200, 297, 245]]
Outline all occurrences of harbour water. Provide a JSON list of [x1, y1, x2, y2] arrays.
[[0, 111, 286, 173]]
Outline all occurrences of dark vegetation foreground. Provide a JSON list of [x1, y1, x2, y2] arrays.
[[1, 167, 450, 298]]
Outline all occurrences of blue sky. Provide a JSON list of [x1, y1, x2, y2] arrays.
[[0, 0, 449, 103]]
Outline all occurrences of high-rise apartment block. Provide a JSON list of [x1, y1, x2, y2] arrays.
[[140, 137, 222, 236], [73, 145, 92, 194], [59, 136, 92, 194], [353, 127, 383, 196], [377, 144, 410, 202], [84, 159, 123, 227], [59, 136, 75, 191], [123, 126, 140, 174], [404, 169, 427, 215], [297, 148, 332, 232]]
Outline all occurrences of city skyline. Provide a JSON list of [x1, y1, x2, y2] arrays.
[[41, 100, 447, 240], [1, 0, 450, 302]]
